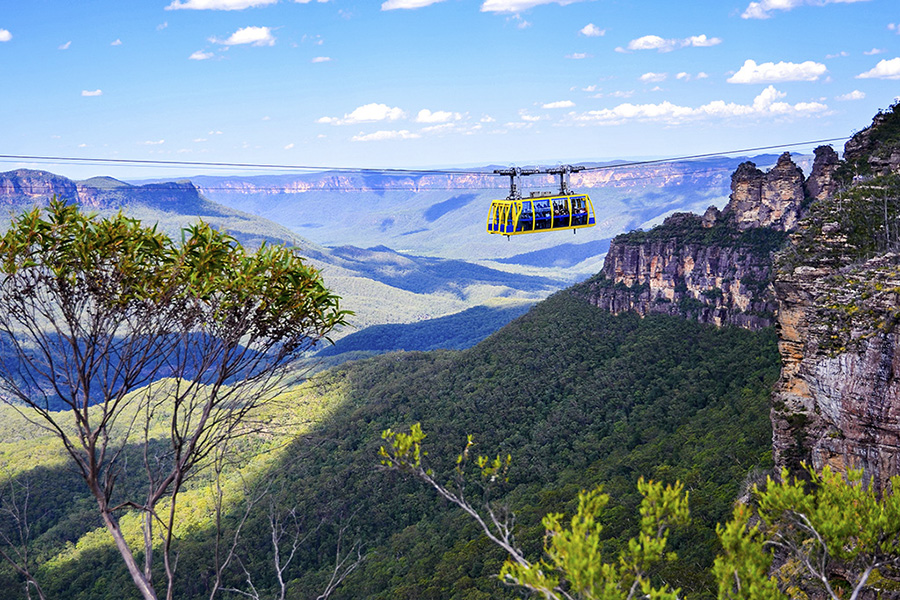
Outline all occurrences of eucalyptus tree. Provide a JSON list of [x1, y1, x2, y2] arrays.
[[0, 200, 349, 600]]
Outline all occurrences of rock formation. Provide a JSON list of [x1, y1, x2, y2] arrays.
[[843, 107, 900, 177], [805, 145, 841, 202], [0, 169, 209, 213], [769, 102, 900, 490], [579, 212, 781, 329], [725, 152, 806, 232], [577, 151, 822, 330]]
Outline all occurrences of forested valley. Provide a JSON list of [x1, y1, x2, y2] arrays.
[[0, 281, 779, 599]]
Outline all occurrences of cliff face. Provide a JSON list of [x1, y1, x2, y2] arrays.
[[726, 152, 807, 232], [578, 151, 823, 330], [0, 169, 210, 214], [770, 103, 900, 490], [771, 255, 900, 492], [0, 169, 78, 204], [583, 213, 781, 329]]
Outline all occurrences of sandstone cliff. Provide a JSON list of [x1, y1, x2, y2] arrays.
[[770, 102, 900, 490], [0, 169, 208, 213], [576, 150, 835, 330]]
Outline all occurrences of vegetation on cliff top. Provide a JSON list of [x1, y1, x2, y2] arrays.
[[611, 215, 788, 258]]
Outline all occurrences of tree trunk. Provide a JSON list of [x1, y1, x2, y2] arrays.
[[99, 506, 158, 600]]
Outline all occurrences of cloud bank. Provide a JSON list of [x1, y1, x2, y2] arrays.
[[728, 59, 827, 83]]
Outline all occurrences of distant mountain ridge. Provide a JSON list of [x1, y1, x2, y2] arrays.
[[174, 154, 812, 277], [0, 169, 560, 345]]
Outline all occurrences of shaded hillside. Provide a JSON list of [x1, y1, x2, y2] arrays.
[[2, 288, 780, 599], [315, 303, 533, 358]]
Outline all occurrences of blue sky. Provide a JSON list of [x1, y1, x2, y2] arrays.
[[1, 0, 898, 179]]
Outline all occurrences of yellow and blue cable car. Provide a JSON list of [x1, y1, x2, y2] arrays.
[[486, 193, 595, 236], [487, 165, 596, 237]]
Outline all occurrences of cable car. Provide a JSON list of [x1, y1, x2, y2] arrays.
[[487, 166, 596, 237]]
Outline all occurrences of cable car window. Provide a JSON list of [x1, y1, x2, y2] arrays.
[[571, 196, 587, 226], [517, 201, 533, 232], [553, 198, 570, 228], [534, 199, 551, 230]]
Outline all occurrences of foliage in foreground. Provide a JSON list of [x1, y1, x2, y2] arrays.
[[381, 424, 690, 600], [0, 201, 349, 600], [383, 426, 900, 600], [715, 465, 900, 600]]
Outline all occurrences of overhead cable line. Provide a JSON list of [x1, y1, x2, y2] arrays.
[[0, 135, 851, 178], [579, 136, 850, 171]]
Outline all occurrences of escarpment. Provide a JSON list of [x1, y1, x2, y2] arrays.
[[577, 150, 835, 330], [574, 102, 900, 490], [769, 103, 900, 490]]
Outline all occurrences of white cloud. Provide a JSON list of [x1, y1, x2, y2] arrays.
[[582, 85, 598, 92], [580, 23, 605, 37], [480, 115, 496, 123], [865, 48, 885, 55], [0, 29, 11, 42], [193, 138, 208, 142], [542, 100, 575, 108], [836, 90, 866, 100], [569, 86, 826, 125], [189, 50, 214, 60], [352, 130, 420, 142], [480, 0, 585, 13], [681, 72, 709, 81], [82, 89, 103, 97], [416, 109, 462, 123], [311, 56, 331, 63], [825, 51, 848, 59], [140, 140, 165, 145], [857, 57, 900, 79], [59, 41, 71, 50], [686, 34, 720, 47], [420, 122, 460, 134], [620, 33, 721, 53], [566, 52, 589, 59], [593, 90, 635, 99], [742, 0, 870, 19], [157, 22, 169, 30], [640, 72, 667, 82], [382, 0, 445, 8], [167, 0, 277, 9], [111, 39, 123, 46], [318, 103, 406, 125], [727, 58, 827, 83], [284, 143, 295, 149], [212, 26, 275, 46]]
